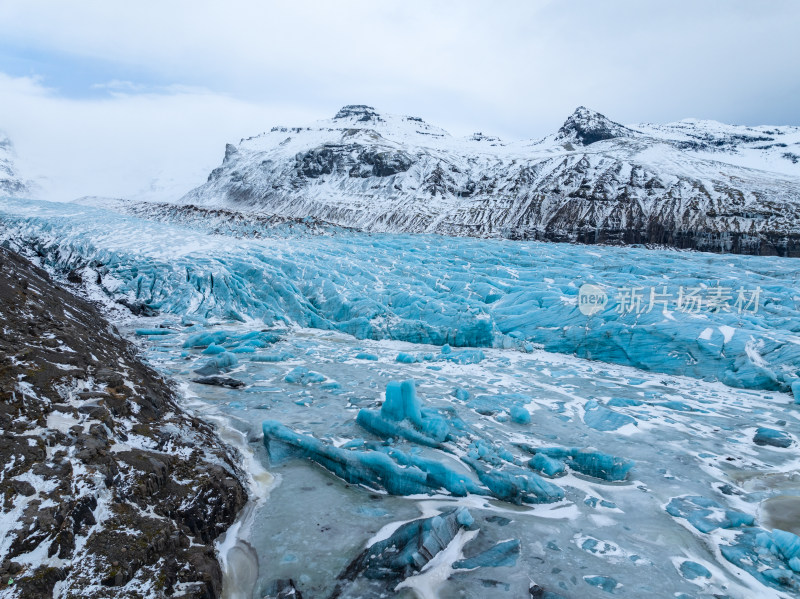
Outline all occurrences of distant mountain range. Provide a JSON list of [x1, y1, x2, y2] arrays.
[[179, 105, 800, 255], [4, 106, 800, 255]]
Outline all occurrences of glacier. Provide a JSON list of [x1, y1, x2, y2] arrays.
[[3, 195, 800, 597], [1, 197, 800, 395]]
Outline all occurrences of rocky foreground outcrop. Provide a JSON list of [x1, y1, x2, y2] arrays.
[[0, 247, 247, 598], [179, 104, 800, 256]]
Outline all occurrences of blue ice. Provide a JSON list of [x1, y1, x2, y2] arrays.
[[4, 197, 800, 395]]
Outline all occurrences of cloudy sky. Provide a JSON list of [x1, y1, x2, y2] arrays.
[[1, 0, 798, 201]]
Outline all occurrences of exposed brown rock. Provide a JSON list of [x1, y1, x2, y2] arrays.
[[0, 247, 247, 598]]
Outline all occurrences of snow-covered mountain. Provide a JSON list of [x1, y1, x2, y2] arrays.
[[0, 131, 29, 197], [180, 105, 800, 256]]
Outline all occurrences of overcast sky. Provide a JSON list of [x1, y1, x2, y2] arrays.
[[1, 0, 798, 201]]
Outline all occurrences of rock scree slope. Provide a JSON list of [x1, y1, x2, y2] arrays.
[[0, 247, 247, 599]]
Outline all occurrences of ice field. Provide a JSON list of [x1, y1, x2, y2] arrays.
[[141, 325, 800, 598], [2, 198, 800, 395], [2, 197, 800, 597]]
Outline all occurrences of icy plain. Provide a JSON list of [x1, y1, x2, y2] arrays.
[[2, 196, 800, 598]]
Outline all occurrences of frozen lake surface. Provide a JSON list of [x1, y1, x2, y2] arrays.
[[133, 324, 799, 599]]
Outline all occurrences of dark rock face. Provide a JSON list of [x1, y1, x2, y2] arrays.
[[352, 148, 413, 178], [555, 106, 634, 145], [105, 200, 354, 238], [297, 146, 341, 178], [0, 177, 27, 197], [333, 105, 381, 122], [295, 144, 414, 180], [0, 248, 247, 598]]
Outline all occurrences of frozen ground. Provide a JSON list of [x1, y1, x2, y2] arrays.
[[2, 196, 800, 597], [131, 323, 800, 598]]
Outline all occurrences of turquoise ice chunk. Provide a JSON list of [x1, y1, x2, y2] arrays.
[[583, 575, 618, 593], [568, 449, 634, 481], [381, 380, 422, 426], [679, 560, 711, 580], [134, 328, 173, 336], [453, 539, 520, 569], [510, 406, 531, 424], [201, 344, 226, 355], [583, 400, 636, 431], [529, 453, 566, 477]]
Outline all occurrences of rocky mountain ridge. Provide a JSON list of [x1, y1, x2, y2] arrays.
[[180, 104, 800, 256]]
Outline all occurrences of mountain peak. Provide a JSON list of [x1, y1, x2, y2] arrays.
[[555, 106, 631, 145], [0, 130, 14, 151], [0, 130, 30, 197], [333, 105, 382, 122]]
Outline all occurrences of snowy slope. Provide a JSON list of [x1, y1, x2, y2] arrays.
[[0, 131, 29, 197], [180, 105, 800, 255]]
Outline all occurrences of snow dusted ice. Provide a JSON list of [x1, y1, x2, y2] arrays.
[[2, 197, 799, 394], [2, 196, 800, 597]]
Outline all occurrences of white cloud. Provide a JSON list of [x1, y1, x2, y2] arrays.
[[0, 73, 319, 201], [0, 0, 798, 201]]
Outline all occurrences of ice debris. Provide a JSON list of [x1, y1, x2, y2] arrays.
[[583, 400, 637, 431], [284, 366, 326, 384], [529, 585, 568, 599], [679, 560, 711, 580], [666, 495, 800, 590], [356, 380, 451, 447], [524, 447, 634, 481], [134, 328, 173, 336], [396, 346, 485, 365], [263, 420, 488, 498], [453, 539, 520, 569], [194, 351, 238, 374], [792, 380, 800, 403], [251, 351, 293, 362], [510, 406, 531, 424], [753, 427, 793, 448], [665, 495, 755, 533], [529, 454, 566, 477], [462, 457, 565, 504], [193, 375, 245, 388], [337, 508, 472, 582], [720, 527, 800, 589], [262, 410, 567, 504], [583, 575, 619, 593]]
